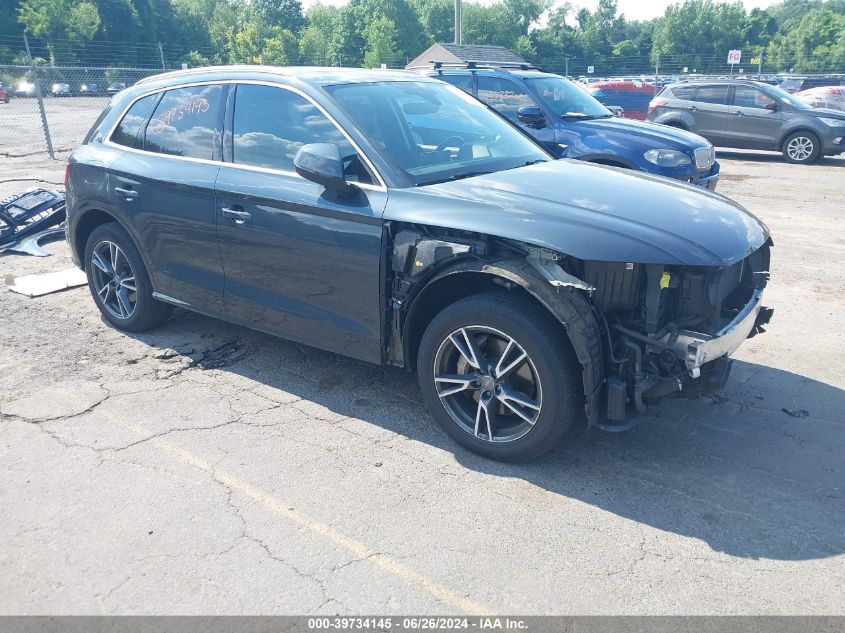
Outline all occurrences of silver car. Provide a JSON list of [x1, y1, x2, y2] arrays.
[[648, 79, 845, 164]]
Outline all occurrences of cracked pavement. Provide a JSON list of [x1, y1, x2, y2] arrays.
[[0, 151, 843, 614]]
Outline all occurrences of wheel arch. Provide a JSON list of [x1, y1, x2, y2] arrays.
[[72, 208, 156, 285], [401, 259, 605, 425], [778, 126, 821, 149]]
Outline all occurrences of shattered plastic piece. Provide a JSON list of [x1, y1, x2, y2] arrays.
[[0, 189, 66, 248], [5, 268, 88, 297], [0, 226, 66, 257]]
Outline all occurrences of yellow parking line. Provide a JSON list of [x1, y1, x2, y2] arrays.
[[144, 431, 491, 615]]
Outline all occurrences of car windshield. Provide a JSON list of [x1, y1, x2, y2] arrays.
[[760, 84, 813, 110], [323, 80, 550, 186], [524, 76, 612, 119]]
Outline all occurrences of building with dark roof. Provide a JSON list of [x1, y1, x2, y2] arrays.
[[405, 43, 528, 69]]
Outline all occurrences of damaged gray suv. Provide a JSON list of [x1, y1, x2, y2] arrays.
[[66, 67, 774, 461]]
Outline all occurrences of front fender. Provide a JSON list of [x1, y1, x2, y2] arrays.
[[405, 258, 605, 425]]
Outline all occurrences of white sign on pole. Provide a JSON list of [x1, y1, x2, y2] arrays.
[[683, 66, 688, 73], [587, 65, 594, 74], [727, 50, 741, 65]]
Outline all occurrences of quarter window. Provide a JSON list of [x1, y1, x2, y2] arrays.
[[671, 86, 697, 100], [476, 76, 537, 123], [693, 86, 730, 105], [143, 85, 223, 159], [232, 84, 371, 183], [111, 94, 157, 149]]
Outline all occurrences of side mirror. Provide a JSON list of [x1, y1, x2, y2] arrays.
[[517, 105, 546, 128], [764, 101, 779, 112], [293, 143, 355, 194]]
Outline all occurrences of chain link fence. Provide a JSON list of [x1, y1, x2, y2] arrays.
[[2, 31, 844, 159]]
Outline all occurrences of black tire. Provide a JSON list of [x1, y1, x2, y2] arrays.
[[666, 121, 688, 131], [84, 222, 172, 332], [417, 292, 583, 461], [781, 130, 821, 164]]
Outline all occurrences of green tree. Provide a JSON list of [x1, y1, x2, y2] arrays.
[[252, 0, 305, 33], [363, 15, 399, 67]]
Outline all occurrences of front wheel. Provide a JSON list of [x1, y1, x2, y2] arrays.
[[417, 292, 583, 461], [782, 131, 820, 164]]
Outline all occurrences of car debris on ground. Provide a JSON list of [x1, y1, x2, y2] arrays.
[[0, 188, 66, 255], [5, 268, 87, 297]]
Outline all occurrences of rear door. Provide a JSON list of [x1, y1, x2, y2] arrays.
[[214, 83, 387, 363], [686, 85, 730, 144], [109, 83, 227, 311], [725, 85, 782, 149]]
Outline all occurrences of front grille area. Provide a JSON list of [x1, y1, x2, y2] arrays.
[[694, 147, 713, 170]]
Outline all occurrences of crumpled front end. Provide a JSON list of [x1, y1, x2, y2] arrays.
[[578, 240, 774, 426]]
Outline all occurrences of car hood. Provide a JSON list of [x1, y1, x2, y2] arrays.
[[808, 107, 845, 119], [384, 160, 768, 266], [568, 115, 711, 149]]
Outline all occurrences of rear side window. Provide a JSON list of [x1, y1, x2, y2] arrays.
[[111, 94, 158, 148], [476, 76, 536, 123], [143, 85, 223, 159], [231, 84, 371, 183], [694, 86, 729, 105], [438, 74, 472, 92], [671, 85, 696, 100]]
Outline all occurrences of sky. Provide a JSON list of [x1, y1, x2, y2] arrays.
[[302, 0, 782, 22]]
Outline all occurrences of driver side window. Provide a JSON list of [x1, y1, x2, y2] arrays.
[[232, 84, 373, 183], [476, 76, 537, 123], [733, 86, 775, 110]]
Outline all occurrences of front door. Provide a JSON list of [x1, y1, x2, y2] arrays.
[[476, 76, 556, 150], [725, 85, 783, 149], [215, 83, 387, 364]]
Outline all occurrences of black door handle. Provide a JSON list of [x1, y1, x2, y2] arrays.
[[221, 207, 251, 225], [115, 186, 138, 200], [689, 105, 697, 111]]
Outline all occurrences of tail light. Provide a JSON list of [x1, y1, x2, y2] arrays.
[[648, 99, 667, 113], [64, 163, 69, 188]]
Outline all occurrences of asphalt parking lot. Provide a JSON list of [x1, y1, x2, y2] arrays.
[[1, 143, 843, 613]]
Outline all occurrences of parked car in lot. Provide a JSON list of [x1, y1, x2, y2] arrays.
[[14, 81, 41, 97], [421, 64, 720, 189], [51, 83, 72, 97], [106, 82, 126, 95], [648, 79, 845, 163], [585, 79, 655, 120], [66, 66, 773, 461], [779, 76, 845, 93], [0, 84, 10, 103], [795, 86, 845, 112], [79, 82, 102, 97]]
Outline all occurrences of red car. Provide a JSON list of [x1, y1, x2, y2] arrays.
[[0, 85, 10, 103]]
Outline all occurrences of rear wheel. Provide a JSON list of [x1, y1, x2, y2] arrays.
[[782, 131, 820, 164], [417, 292, 582, 461], [84, 222, 172, 332]]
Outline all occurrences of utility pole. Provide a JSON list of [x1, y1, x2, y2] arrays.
[[158, 42, 166, 70], [758, 51, 763, 78], [654, 54, 660, 96], [454, 0, 462, 45], [565, 57, 569, 77], [24, 33, 54, 160]]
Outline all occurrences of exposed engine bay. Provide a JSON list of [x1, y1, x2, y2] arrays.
[[387, 224, 773, 428]]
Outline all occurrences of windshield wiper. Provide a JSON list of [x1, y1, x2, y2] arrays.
[[423, 171, 492, 185]]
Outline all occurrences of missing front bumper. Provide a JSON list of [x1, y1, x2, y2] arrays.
[[669, 288, 772, 377]]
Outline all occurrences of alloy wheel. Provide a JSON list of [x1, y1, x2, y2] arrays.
[[786, 136, 814, 162], [90, 240, 137, 320], [433, 325, 543, 443]]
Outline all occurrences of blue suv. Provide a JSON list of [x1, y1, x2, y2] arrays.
[[423, 64, 720, 190]]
